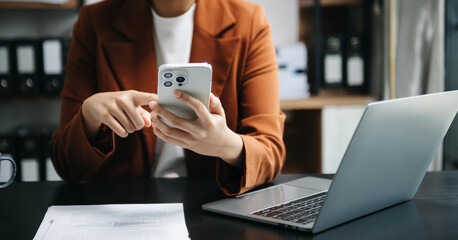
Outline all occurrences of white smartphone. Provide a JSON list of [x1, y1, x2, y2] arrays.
[[157, 63, 212, 123]]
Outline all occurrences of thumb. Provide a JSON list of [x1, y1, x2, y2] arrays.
[[138, 107, 152, 127], [131, 91, 157, 106], [209, 94, 225, 116]]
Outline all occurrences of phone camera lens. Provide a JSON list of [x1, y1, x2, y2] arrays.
[[163, 81, 173, 87], [176, 76, 186, 83], [163, 72, 173, 78]]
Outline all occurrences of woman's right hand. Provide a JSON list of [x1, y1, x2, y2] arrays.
[[81, 90, 157, 141]]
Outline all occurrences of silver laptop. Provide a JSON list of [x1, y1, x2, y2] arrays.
[[202, 91, 458, 234]]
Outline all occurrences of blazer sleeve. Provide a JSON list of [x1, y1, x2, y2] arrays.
[[50, 6, 116, 182], [216, 5, 286, 196]]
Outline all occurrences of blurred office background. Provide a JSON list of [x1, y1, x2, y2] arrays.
[[0, 0, 457, 182]]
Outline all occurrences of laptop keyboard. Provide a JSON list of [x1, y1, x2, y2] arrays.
[[252, 192, 327, 225]]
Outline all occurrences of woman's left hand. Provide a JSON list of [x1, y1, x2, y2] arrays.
[[149, 91, 243, 169]]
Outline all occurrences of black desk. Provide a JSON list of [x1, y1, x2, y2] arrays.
[[1, 172, 458, 240]]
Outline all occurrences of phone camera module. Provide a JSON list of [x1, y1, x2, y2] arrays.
[[163, 72, 173, 79], [176, 76, 186, 83], [163, 81, 173, 87]]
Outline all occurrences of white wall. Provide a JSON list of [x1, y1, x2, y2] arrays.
[[246, 0, 299, 46]]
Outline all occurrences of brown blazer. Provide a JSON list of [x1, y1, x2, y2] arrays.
[[51, 0, 286, 195]]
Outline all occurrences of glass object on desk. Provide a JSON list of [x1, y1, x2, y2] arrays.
[[276, 42, 309, 100], [0, 153, 16, 188]]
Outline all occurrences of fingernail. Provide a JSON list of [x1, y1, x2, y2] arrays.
[[174, 91, 182, 98], [150, 101, 156, 108]]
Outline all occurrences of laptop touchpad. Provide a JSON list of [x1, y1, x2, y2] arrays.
[[241, 184, 323, 207], [285, 177, 332, 191]]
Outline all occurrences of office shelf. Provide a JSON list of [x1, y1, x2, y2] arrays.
[[281, 94, 373, 110], [300, 0, 362, 8], [0, 0, 79, 9], [280, 89, 375, 174]]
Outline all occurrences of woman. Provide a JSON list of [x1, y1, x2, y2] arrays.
[[51, 0, 285, 196]]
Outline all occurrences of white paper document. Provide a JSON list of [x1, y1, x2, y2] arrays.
[[34, 203, 190, 240]]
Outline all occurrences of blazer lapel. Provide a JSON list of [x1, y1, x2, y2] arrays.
[[101, 0, 157, 94], [190, 0, 241, 97]]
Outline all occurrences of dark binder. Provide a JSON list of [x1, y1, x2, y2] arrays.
[[322, 34, 344, 87], [346, 35, 364, 88], [16, 127, 42, 182], [14, 40, 42, 95], [41, 39, 65, 95], [0, 40, 14, 95], [0, 133, 15, 156]]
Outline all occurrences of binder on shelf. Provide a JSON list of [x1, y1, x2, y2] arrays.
[[16, 127, 42, 182], [346, 35, 364, 88], [41, 126, 61, 181], [0, 133, 14, 156], [41, 39, 65, 95], [0, 41, 14, 95], [322, 34, 344, 87], [14, 40, 42, 95]]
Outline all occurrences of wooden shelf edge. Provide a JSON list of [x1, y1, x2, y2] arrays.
[[281, 95, 375, 110], [300, 0, 362, 8], [0, 0, 79, 9]]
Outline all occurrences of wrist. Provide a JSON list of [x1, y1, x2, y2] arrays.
[[81, 100, 102, 143], [219, 131, 244, 169]]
